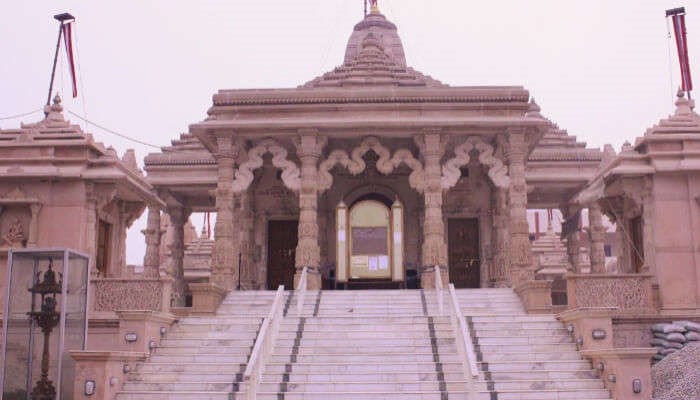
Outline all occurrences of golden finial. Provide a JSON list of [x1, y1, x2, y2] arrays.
[[370, 0, 380, 14]]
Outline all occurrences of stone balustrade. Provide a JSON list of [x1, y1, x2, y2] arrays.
[[91, 277, 173, 313], [567, 273, 655, 314]]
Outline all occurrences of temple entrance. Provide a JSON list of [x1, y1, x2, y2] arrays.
[[448, 218, 481, 288], [335, 194, 405, 289], [267, 220, 298, 290]]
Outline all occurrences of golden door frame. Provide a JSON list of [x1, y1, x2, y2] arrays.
[[336, 198, 404, 283]]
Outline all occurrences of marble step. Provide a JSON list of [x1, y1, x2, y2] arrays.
[[116, 391, 232, 399], [127, 372, 242, 383], [275, 337, 457, 347], [282, 316, 453, 324], [476, 335, 573, 345], [121, 382, 235, 392], [147, 353, 250, 363], [478, 351, 582, 362], [278, 324, 452, 333], [473, 327, 569, 336], [264, 361, 464, 374], [471, 320, 565, 330], [155, 345, 253, 355], [479, 360, 593, 372], [256, 392, 464, 400], [269, 353, 462, 363], [491, 379, 605, 391], [261, 371, 469, 382], [470, 315, 558, 323], [258, 381, 473, 392], [164, 330, 262, 339], [158, 338, 257, 347], [489, 369, 598, 381], [276, 330, 454, 340], [477, 343, 579, 353], [135, 362, 245, 374], [274, 345, 458, 355]]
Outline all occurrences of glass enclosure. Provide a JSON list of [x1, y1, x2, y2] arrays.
[[1, 248, 89, 400]]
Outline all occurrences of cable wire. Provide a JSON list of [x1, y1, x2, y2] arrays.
[[66, 110, 161, 149], [0, 108, 43, 121]]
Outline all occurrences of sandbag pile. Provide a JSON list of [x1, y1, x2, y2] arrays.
[[650, 321, 700, 363]]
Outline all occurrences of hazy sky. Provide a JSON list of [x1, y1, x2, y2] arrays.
[[1, 1, 698, 263]]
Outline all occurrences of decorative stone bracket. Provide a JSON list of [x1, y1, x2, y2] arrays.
[[318, 136, 425, 192], [232, 138, 301, 193], [441, 136, 509, 190]]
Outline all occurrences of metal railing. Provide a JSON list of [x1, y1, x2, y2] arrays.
[[296, 266, 308, 316], [434, 265, 444, 315], [242, 285, 285, 400], [448, 283, 479, 397]]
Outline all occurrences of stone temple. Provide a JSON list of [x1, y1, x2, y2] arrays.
[[1, 3, 699, 400]]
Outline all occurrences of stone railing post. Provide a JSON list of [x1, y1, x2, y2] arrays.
[[419, 131, 448, 287], [294, 132, 325, 290], [211, 136, 238, 290]]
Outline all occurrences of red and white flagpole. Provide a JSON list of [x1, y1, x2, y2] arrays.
[[666, 7, 693, 100], [46, 13, 77, 108]]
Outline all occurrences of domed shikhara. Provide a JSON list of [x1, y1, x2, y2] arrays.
[[302, 12, 446, 88]]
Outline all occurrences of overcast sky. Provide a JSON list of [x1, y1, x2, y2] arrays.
[[1, 1, 698, 263]]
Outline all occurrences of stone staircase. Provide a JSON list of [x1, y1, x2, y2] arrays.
[[116, 290, 281, 400], [258, 289, 469, 399], [457, 288, 611, 400], [114, 288, 611, 400]]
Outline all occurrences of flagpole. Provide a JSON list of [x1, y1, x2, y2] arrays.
[[46, 13, 75, 108]]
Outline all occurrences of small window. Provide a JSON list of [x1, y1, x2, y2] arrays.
[[604, 244, 612, 257]]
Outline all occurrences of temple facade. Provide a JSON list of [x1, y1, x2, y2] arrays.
[[144, 10, 606, 296]]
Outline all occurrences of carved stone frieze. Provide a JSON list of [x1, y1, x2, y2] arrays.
[[442, 136, 509, 190], [233, 139, 300, 193], [92, 279, 164, 312], [318, 136, 425, 193]]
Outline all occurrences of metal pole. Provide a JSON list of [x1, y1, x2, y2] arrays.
[[46, 24, 64, 108]]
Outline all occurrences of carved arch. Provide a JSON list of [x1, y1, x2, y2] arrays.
[[441, 136, 509, 190], [232, 139, 300, 193], [318, 136, 425, 193]]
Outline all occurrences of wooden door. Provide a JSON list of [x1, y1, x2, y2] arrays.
[[448, 218, 480, 288], [267, 220, 298, 290]]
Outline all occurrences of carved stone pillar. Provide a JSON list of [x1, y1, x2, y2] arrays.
[[419, 132, 448, 286], [506, 130, 532, 284], [28, 203, 42, 247], [167, 206, 188, 307], [239, 192, 256, 289], [294, 133, 325, 290], [141, 207, 162, 278], [211, 137, 237, 290], [85, 183, 99, 276], [641, 179, 655, 274], [588, 203, 606, 274], [491, 188, 511, 287], [564, 208, 583, 273]]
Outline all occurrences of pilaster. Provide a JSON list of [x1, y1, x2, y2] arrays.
[[418, 131, 448, 287], [294, 132, 325, 290], [491, 187, 511, 287], [211, 136, 238, 290], [506, 129, 532, 284], [85, 183, 99, 276]]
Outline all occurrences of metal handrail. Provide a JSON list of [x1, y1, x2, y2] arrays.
[[296, 266, 308, 316], [434, 265, 444, 315], [448, 283, 479, 385], [242, 285, 285, 399]]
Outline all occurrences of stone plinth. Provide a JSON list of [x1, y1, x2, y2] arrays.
[[189, 282, 227, 314], [580, 348, 657, 400], [514, 279, 553, 314], [559, 307, 617, 351], [71, 351, 147, 400], [115, 310, 176, 354]]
